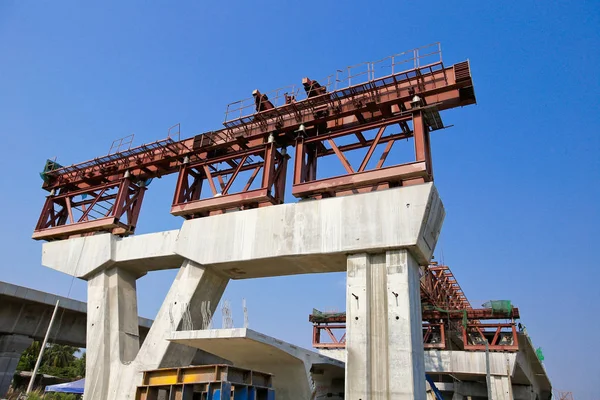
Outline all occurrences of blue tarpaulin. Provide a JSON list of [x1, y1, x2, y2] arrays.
[[45, 378, 85, 394]]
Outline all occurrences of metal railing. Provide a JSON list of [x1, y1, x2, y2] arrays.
[[224, 42, 443, 124]]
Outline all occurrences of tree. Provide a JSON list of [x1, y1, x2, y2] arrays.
[[16, 342, 85, 380], [71, 352, 85, 378], [43, 345, 77, 368]]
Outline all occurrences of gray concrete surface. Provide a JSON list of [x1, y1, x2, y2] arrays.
[[175, 182, 444, 276], [425, 333, 552, 400], [39, 184, 444, 400], [346, 250, 426, 399], [42, 183, 444, 280], [0, 281, 153, 347], [85, 261, 229, 400], [0, 334, 32, 397], [169, 328, 345, 400], [319, 337, 552, 400], [0, 281, 154, 398], [435, 382, 537, 400]]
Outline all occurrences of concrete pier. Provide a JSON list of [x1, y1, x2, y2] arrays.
[[0, 334, 33, 397], [39, 183, 444, 400], [489, 375, 513, 400], [345, 250, 425, 399]]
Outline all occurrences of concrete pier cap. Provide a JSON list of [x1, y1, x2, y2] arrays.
[[42, 182, 445, 279]]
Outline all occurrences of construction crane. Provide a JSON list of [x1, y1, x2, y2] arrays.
[[33, 43, 476, 241]]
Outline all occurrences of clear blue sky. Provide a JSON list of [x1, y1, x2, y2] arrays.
[[1, 1, 598, 398]]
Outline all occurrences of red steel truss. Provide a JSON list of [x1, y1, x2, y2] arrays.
[[310, 264, 521, 352], [34, 43, 476, 241], [310, 312, 520, 351], [420, 262, 472, 311], [311, 323, 346, 349], [34, 179, 146, 240], [556, 392, 574, 400], [462, 323, 519, 351], [171, 142, 289, 218], [423, 322, 446, 349], [313, 321, 446, 349]]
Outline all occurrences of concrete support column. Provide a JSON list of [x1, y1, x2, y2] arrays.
[[134, 260, 229, 369], [112, 260, 229, 399], [0, 334, 33, 397], [85, 267, 140, 399], [489, 376, 513, 400], [345, 249, 425, 400]]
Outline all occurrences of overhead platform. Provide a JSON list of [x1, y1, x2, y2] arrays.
[[169, 328, 345, 400]]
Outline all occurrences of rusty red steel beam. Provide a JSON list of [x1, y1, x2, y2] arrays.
[[293, 161, 428, 198], [290, 105, 437, 199], [462, 323, 519, 351], [225, 61, 474, 138], [309, 307, 520, 324], [41, 61, 474, 192], [171, 188, 276, 217], [420, 264, 472, 311], [34, 179, 146, 240], [312, 322, 446, 350], [423, 322, 446, 349], [312, 321, 520, 352]]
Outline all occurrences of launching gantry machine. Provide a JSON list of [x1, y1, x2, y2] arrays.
[[310, 263, 522, 353], [33, 43, 476, 241]]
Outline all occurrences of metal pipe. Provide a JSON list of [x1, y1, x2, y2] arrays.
[[26, 299, 60, 394]]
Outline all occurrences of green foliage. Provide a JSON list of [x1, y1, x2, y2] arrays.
[[45, 393, 79, 400], [17, 341, 41, 372], [23, 391, 44, 399], [71, 353, 85, 378], [16, 342, 86, 380], [18, 392, 78, 400], [43, 344, 78, 368]]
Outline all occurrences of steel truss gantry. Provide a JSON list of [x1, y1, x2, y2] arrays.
[[34, 43, 476, 241]]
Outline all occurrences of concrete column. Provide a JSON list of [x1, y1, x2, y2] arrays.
[[111, 260, 229, 399], [134, 260, 229, 369], [345, 249, 425, 400], [489, 375, 513, 400], [85, 267, 140, 400], [0, 334, 33, 397]]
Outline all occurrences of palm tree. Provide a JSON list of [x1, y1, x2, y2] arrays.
[[43, 345, 77, 368], [73, 352, 86, 377]]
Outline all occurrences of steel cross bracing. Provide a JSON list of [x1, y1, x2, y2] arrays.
[[34, 43, 476, 241], [310, 264, 521, 352], [420, 262, 473, 311]]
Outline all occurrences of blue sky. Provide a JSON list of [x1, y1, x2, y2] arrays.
[[1, 1, 598, 398]]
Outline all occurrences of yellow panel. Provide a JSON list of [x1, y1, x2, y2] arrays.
[[145, 369, 179, 386], [181, 366, 218, 384]]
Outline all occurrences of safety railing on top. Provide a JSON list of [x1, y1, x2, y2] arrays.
[[223, 42, 443, 125], [44, 124, 185, 178]]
